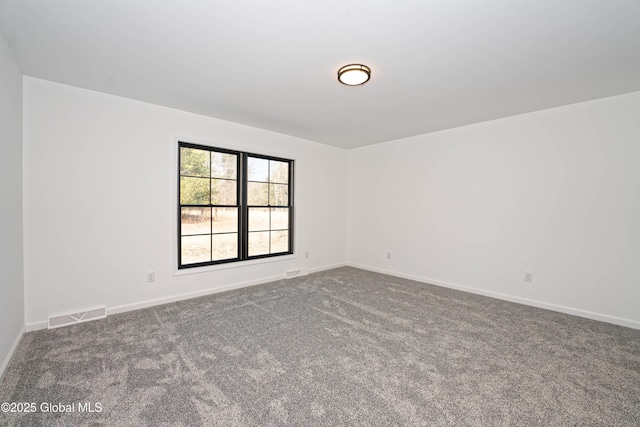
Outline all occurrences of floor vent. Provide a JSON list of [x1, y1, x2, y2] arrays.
[[285, 268, 309, 279], [48, 307, 107, 329]]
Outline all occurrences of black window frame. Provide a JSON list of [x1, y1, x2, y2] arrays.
[[178, 141, 294, 269]]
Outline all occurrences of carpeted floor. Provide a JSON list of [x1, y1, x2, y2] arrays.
[[1, 266, 639, 426]]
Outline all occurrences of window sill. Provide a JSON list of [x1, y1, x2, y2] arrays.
[[173, 253, 299, 276]]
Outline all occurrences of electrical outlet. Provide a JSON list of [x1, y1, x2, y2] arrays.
[[524, 271, 533, 282], [147, 271, 155, 283], [386, 252, 391, 260], [305, 251, 309, 259]]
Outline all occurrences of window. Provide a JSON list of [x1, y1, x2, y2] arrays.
[[178, 142, 293, 268]]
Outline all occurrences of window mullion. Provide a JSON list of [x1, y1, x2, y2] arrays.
[[241, 153, 248, 260]]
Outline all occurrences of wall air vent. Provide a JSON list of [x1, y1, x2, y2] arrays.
[[48, 307, 106, 329], [284, 268, 308, 279]]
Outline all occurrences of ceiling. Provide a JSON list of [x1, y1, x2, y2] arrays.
[[1, 0, 639, 149]]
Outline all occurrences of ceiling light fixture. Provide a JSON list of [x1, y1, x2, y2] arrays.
[[337, 64, 371, 86]]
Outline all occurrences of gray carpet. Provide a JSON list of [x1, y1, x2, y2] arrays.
[[1, 267, 639, 426]]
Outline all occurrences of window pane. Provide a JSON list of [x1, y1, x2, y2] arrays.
[[180, 147, 210, 177], [211, 152, 237, 179], [248, 231, 270, 256], [181, 235, 211, 264], [180, 177, 210, 205], [269, 184, 288, 206], [271, 208, 288, 230], [248, 182, 268, 205], [269, 161, 289, 184], [212, 208, 237, 233], [248, 157, 269, 182], [212, 233, 238, 261], [271, 230, 289, 253], [181, 207, 210, 235], [248, 208, 269, 231], [211, 179, 236, 205]]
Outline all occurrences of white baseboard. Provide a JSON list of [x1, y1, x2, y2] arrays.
[[0, 324, 26, 382], [347, 262, 640, 330], [309, 262, 347, 274], [107, 274, 287, 317], [108, 262, 347, 318], [25, 320, 47, 332], [26, 262, 348, 332]]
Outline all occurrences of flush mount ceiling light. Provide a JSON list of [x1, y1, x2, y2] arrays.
[[337, 64, 371, 86]]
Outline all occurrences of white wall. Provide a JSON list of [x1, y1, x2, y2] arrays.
[[348, 91, 640, 328], [0, 30, 25, 374], [23, 77, 348, 327]]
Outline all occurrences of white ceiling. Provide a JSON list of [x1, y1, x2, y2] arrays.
[[1, 0, 639, 149]]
